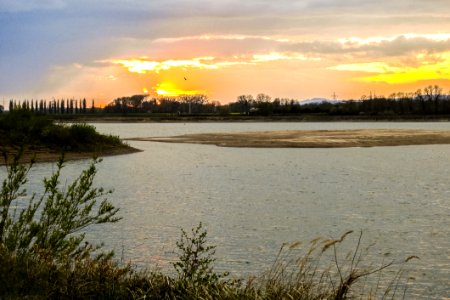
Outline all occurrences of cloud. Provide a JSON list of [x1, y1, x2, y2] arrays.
[[284, 35, 450, 60], [111, 57, 221, 74], [0, 0, 64, 12], [108, 51, 318, 75]]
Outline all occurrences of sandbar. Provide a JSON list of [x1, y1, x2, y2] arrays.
[[126, 129, 450, 148]]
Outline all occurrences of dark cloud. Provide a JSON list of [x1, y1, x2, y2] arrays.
[[283, 36, 450, 58]]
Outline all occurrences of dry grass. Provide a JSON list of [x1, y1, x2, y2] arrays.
[[0, 231, 416, 299]]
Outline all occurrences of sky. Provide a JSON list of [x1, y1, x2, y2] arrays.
[[1, 0, 450, 105]]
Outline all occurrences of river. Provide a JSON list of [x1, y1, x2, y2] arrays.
[[8, 122, 450, 298]]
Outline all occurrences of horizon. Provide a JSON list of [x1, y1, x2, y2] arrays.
[[2, 1, 450, 106]]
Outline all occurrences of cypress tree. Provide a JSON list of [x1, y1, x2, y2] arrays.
[[83, 98, 87, 113]]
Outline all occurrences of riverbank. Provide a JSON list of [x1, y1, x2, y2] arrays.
[[127, 129, 450, 148], [0, 145, 141, 165]]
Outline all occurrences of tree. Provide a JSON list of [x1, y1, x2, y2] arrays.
[[75, 99, 79, 114], [82, 98, 87, 113], [235, 95, 254, 114], [415, 89, 426, 114], [255, 93, 273, 115], [424, 85, 443, 114], [130, 95, 145, 111]]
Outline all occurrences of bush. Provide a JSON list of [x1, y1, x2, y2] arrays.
[[0, 110, 125, 152], [0, 154, 120, 259], [173, 222, 228, 286]]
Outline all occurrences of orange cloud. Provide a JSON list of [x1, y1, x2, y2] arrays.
[[110, 52, 318, 75]]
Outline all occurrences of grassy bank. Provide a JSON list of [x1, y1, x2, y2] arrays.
[[0, 110, 139, 164]]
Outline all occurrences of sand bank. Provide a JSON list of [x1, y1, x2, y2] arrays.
[[126, 129, 450, 148]]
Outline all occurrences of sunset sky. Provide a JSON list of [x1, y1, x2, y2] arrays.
[[1, 0, 450, 105]]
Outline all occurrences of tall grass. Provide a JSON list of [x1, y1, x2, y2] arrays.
[[0, 228, 417, 299]]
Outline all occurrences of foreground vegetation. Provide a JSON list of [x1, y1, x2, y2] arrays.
[[0, 154, 418, 299]]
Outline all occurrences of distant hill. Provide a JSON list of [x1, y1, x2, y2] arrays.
[[299, 98, 342, 105]]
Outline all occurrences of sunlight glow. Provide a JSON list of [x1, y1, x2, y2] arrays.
[[252, 52, 311, 62], [331, 52, 450, 84], [329, 62, 402, 73], [154, 82, 202, 97], [112, 57, 218, 74]]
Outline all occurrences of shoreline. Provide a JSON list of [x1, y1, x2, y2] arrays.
[[126, 129, 450, 148], [53, 114, 450, 123], [0, 146, 141, 166]]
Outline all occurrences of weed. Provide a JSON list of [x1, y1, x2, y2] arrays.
[[173, 222, 228, 286]]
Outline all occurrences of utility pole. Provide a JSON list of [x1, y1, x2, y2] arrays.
[[332, 92, 338, 101]]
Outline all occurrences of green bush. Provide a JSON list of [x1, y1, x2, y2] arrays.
[[0, 110, 52, 145], [0, 110, 125, 151]]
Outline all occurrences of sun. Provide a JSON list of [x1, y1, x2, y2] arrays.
[[154, 81, 202, 97]]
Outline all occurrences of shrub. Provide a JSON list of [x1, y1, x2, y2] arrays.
[[173, 222, 228, 286], [0, 153, 120, 259], [0, 110, 126, 152]]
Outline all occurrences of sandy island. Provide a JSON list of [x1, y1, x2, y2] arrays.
[[126, 129, 450, 148]]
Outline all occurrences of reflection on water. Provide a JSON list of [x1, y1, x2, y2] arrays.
[[4, 122, 450, 298]]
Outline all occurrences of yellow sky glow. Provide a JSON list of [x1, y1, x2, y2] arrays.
[[154, 82, 203, 97], [330, 52, 450, 84]]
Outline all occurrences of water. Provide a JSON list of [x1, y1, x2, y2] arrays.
[[3, 122, 450, 298]]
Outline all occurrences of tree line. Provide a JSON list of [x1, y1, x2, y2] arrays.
[[103, 84, 450, 116], [6, 98, 96, 114], [3, 85, 450, 117], [103, 94, 220, 114], [226, 85, 450, 116]]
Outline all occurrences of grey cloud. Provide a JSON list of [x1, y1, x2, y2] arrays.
[[368, 36, 450, 56], [283, 36, 450, 58]]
